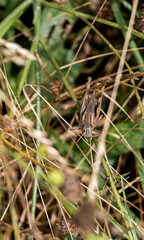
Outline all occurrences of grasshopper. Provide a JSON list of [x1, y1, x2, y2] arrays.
[[76, 77, 105, 139]]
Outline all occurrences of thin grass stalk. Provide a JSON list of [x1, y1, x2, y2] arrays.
[[135, 149, 144, 237], [111, 0, 144, 72], [0, 135, 51, 171], [17, 160, 78, 218], [101, 156, 134, 239], [135, 150, 144, 195], [31, 0, 42, 220], [1, 0, 143, 42], [121, 178, 137, 239], [0, 0, 33, 100], [0, 141, 21, 240], [40, 0, 144, 119], [39, 34, 80, 110], [119, 0, 139, 16], [31, 59, 41, 219], [41, 0, 144, 40], [78, 15, 144, 118], [0, 0, 143, 42], [0, 0, 32, 38], [39, 2, 144, 117], [17, 42, 35, 99], [79, 5, 138, 239], [3, 2, 16, 76]]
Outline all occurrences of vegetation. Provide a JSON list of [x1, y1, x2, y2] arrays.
[[0, 0, 144, 239]]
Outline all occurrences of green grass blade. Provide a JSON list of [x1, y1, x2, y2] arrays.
[[30, 0, 42, 220], [121, 178, 137, 240], [0, 0, 32, 38], [111, 0, 144, 72], [135, 150, 144, 194], [40, 0, 144, 40], [39, 34, 80, 110]]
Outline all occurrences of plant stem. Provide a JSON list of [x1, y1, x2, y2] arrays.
[[17, 42, 35, 99], [101, 156, 134, 239], [79, 15, 144, 118], [0, 135, 51, 171], [31, 0, 42, 220], [111, 0, 144, 72], [78, 6, 140, 239], [0, 0, 32, 38], [39, 34, 80, 110], [41, 0, 144, 40], [0, 141, 21, 240]]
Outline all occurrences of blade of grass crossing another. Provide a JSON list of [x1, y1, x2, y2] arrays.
[[121, 178, 138, 239], [0, 0, 32, 38]]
